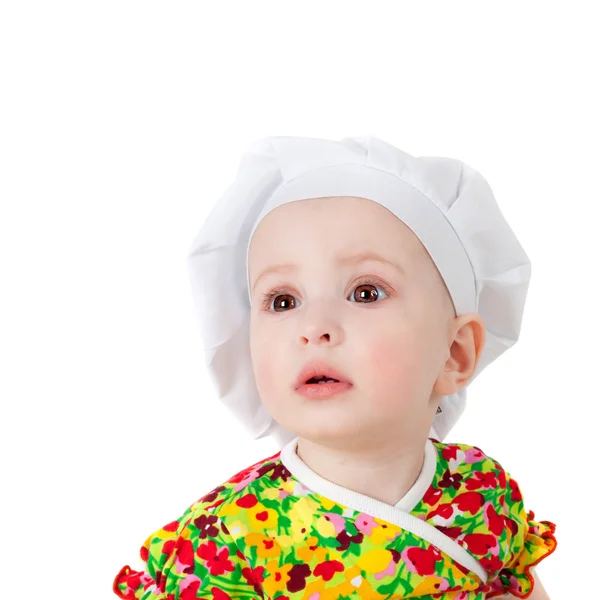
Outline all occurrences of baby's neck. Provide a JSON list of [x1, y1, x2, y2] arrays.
[[295, 435, 428, 506]]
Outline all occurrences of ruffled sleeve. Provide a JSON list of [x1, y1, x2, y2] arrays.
[[484, 472, 557, 598], [113, 506, 263, 599]]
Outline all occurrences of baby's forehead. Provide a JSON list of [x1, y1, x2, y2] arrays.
[[252, 196, 422, 248]]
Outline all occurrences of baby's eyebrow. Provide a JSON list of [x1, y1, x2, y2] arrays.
[[252, 251, 405, 293]]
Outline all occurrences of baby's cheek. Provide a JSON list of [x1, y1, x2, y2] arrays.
[[367, 338, 420, 406], [368, 337, 414, 379], [250, 333, 279, 394], [253, 355, 295, 426], [254, 358, 276, 397]]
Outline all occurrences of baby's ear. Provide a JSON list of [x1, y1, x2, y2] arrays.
[[433, 312, 486, 396]]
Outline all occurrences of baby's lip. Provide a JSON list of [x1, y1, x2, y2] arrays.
[[294, 360, 352, 389]]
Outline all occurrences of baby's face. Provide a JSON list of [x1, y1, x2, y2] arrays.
[[248, 196, 459, 448]]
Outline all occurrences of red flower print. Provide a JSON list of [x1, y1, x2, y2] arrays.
[[465, 470, 497, 490], [508, 477, 522, 502], [426, 502, 454, 521], [228, 467, 256, 484], [242, 565, 266, 596], [401, 545, 443, 576], [162, 539, 176, 556], [423, 486, 442, 506], [140, 545, 149, 562], [206, 499, 225, 512], [336, 530, 364, 551], [461, 533, 497, 556], [220, 522, 232, 536], [211, 588, 232, 600], [506, 516, 519, 536], [287, 563, 312, 592], [180, 580, 201, 600], [255, 510, 270, 522], [242, 565, 265, 583], [441, 445, 460, 461], [197, 540, 236, 576], [201, 485, 226, 503], [438, 469, 463, 490], [175, 539, 195, 572], [436, 525, 462, 540], [226, 455, 278, 485], [236, 493, 259, 508], [156, 569, 166, 593], [162, 520, 180, 532], [270, 463, 292, 482], [256, 462, 279, 478], [390, 548, 402, 563], [114, 568, 145, 599], [194, 513, 220, 539], [480, 554, 503, 572], [313, 560, 344, 581], [453, 561, 472, 576], [453, 491, 485, 515], [497, 467, 507, 489], [484, 503, 505, 536]]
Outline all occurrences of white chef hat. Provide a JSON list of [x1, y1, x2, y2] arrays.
[[186, 135, 531, 449]]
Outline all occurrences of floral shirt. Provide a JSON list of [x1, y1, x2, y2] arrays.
[[113, 437, 556, 600]]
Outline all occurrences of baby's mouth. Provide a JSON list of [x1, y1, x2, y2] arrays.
[[305, 375, 340, 384]]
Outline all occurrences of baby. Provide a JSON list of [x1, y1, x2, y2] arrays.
[[114, 135, 557, 599]]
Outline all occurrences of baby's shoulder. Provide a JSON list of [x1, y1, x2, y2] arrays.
[[428, 438, 514, 498], [178, 448, 287, 523], [432, 438, 508, 471], [418, 439, 524, 548]]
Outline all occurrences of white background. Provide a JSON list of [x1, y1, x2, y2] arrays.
[[1, 2, 597, 598]]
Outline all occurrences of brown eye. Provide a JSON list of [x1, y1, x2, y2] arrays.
[[270, 293, 296, 312], [261, 288, 297, 312], [352, 283, 380, 303], [348, 277, 391, 304]]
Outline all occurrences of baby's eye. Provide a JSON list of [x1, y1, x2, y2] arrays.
[[261, 277, 391, 313], [349, 279, 391, 304]]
